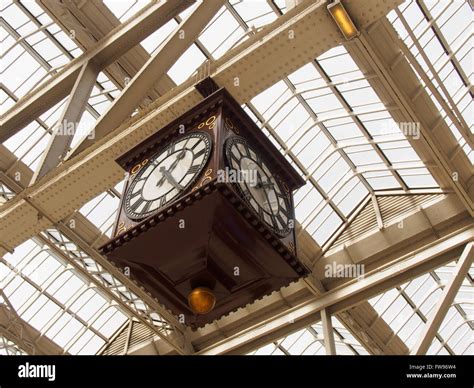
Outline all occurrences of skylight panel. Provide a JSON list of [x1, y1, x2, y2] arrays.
[[305, 89, 345, 117], [79, 191, 120, 236], [295, 195, 325, 229], [333, 179, 368, 216], [389, 1, 473, 161], [293, 130, 331, 167], [28, 31, 62, 61], [72, 291, 108, 322], [232, 0, 277, 28], [249, 317, 370, 355], [140, 19, 178, 54], [4, 121, 46, 158], [339, 82, 381, 108], [5, 280, 37, 310], [1, 3, 29, 28], [379, 141, 424, 162], [198, 7, 245, 59], [370, 260, 473, 355], [70, 332, 105, 355], [318, 156, 352, 193], [326, 119, 365, 142], [294, 181, 323, 208], [363, 171, 401, 190], [0, 231, 131, 355], [251, 80, 290, 118], [345, 145, 385, 167], [2, 48, 44, 99], [280, 329, 312, 353], [167, 44, 206, 84], [70, 110, 98, 149], [288, 63, 323, 87], [19, 294, 48, 322], [398, 167, 438, 188], [103, 0, 150, 22]]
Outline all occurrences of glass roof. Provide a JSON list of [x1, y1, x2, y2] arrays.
[[248, 258, 474, 356], [248, 316, 369, 355], [0, 236, 128, 354], [369, 260, 473, 355], [387, 0, 473, 162], [0, 335, 27, 355], [0, 0, 471, 355]]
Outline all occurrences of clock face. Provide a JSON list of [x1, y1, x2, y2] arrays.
[[224, 136, 292, 237], [124, 132, 212, 220]]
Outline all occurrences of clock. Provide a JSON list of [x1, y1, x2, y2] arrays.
[[124, 132, 212, 220], [224, 136, 291, 237], [100, 84, 308, 329]]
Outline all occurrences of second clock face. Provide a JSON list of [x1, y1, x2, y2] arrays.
[[224, 136, 292, 237], [124, 132, 212, 220]]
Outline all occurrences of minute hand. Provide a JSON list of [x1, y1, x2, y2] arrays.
[[160, 167, 184, 190], [155, 148, 186, 187]]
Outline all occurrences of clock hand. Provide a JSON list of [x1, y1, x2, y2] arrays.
[[255, 181, 274, 189], [256, 171, 276, 216], [159, 166, 184, 190], [155, 146, 188, 187]]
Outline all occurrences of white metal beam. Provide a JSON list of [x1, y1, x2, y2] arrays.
[[32, 61, 100, 183], [0, 147, 191, 355], [346, 19, 474, 215], [0, 0, 195, 143], [70, 0, 226, 157], [196, 227, 473, 354], [0, 0, 403, 261], [100, 192, 468, 355], [411, 242, 474, 355], [0, 291, 65, 355], [321, 308, 336, 355]]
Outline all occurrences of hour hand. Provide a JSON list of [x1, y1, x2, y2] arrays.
[[159, 166, 184, 190], [255, 181, 274, 190]]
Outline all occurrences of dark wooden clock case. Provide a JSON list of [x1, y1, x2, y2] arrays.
[[99, 87, 309, 328]]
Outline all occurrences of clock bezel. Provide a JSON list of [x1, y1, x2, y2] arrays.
[[224, 135, 292, 237], [123, 131, 213, 220]]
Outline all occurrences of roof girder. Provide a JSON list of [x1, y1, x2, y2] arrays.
[[0, 0, 195, 143], [345, 19, 474, 215]]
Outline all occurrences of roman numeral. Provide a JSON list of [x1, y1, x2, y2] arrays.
[[231, 152, 240, 164], [255, 153, 262, 164], [167, 144, 176, 155], [194, 148, 205, 158], [277, 214, 286, 228], [258, 206, 264, 218], [191, 139, 201, 149], [159, 196, 167, 207], [142, 201, 153, 214], [187, 165, 201, 174], [279, 204, 289, 218], [129, 190, 141, 199], [242, 189, 251, 201], [271, 215, 278, 228], [276, 191, 287, 200], [131, 197, 144, 211]]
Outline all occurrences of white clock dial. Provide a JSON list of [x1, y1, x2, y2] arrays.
[[124, 132, 212, 219], [224, 136, 292, 237]]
